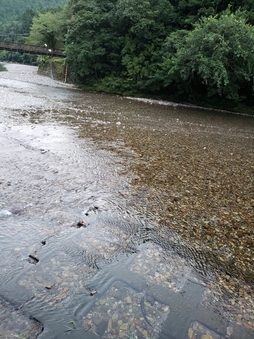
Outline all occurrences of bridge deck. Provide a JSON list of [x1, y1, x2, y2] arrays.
[[0, 42, 64, 57]]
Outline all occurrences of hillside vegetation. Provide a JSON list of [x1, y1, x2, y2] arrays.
[[0, 0, 68, 23], [63, 0, 254, 113]]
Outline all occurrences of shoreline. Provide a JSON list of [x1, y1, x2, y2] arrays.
[[0, 62, 75, 89], [1, 62, 253, 117]]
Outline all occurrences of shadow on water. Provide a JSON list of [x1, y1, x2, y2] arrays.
[[0, 69, 254, 338]]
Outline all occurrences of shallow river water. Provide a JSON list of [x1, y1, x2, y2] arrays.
[[0, 63, 254, 339]]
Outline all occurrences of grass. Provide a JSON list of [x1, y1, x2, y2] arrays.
[[0, 64, 7, 72]]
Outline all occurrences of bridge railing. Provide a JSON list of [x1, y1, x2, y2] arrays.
[[0, 41, 65, 57]]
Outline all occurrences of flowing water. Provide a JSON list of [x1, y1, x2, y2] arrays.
[[0, 63, 254, 339]]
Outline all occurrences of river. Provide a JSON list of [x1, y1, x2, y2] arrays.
[[0, 63, 253, 339]]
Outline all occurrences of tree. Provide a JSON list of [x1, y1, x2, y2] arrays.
[[170, 0, 254, 29], [117, 0, 173, 86], [0, 0, 68, 25], [26, 10, 65, 49], [65, 0, 173, 86], [65, 0, 120, 81], [18, 9, 37, 35], [161, 10, 254, 101]]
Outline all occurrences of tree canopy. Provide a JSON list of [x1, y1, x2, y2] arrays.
[[65, 0, 173, 85], [61, 0, 254, 111], [161, 10, 254, 101], [26, 10, 65, 49], [0, 0, 68, 24]]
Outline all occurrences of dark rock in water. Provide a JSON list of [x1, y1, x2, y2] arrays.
[[90, 290, 97, 296], [83, 205, 99, 216], [77, 220, 86, 228], [28, 255, 39, 265]]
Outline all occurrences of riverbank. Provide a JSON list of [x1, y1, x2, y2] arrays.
[[77, 79, 254, 116], [3, 61, 252, 115], [0, 62, 74, 88]]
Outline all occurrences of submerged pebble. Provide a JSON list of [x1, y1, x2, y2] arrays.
[[0, 209, 12, 217]]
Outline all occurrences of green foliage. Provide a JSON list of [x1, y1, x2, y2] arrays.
[[0, 0, 68, 24], [26, 10, 66, 49], [36, 55, 52, 65], [117, 0, 173, 87], [0, 51, 37, 65], [65, 0, 119, 82], [62, 1, 254, 110], [65, 0, 173, 87], [170, 0, 254, 28], [2, 0, 254, 112], [0, 1, 68, 44], [18, 9, 37, 35], [0, 64, 7, 72], [161, 10, 254, 101]]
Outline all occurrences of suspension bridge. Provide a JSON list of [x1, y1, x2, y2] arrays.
[[0, 41, 64, 57]]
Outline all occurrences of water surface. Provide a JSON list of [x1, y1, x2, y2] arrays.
[[0, 64, 253, 339]]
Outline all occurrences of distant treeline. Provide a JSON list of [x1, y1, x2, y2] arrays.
[[0, 0, 68, 23]]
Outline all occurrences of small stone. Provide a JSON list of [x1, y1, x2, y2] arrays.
[[188, 328, 194, 339], [136, 325, 147, 338], [162, 306, 169, 312], [125, 296, 132, 304], [77, 220, 86, 227], [243, 321, 252, 329], [201, 335, 214, 339], [130, 321, 136, 332], [107, 319, 112, 332], [226, 327, 233, 336], [90, 290, 97, 296], [112, 313, 118, 322], [28, 255, 39, 264], [237, 315, 242, 325], [120, 323, 128, 331], [93, 316, 101, 326]]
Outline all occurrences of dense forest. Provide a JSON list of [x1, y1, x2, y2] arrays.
[[1, 0, 254, 113], [0, 0, 68, 23]]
